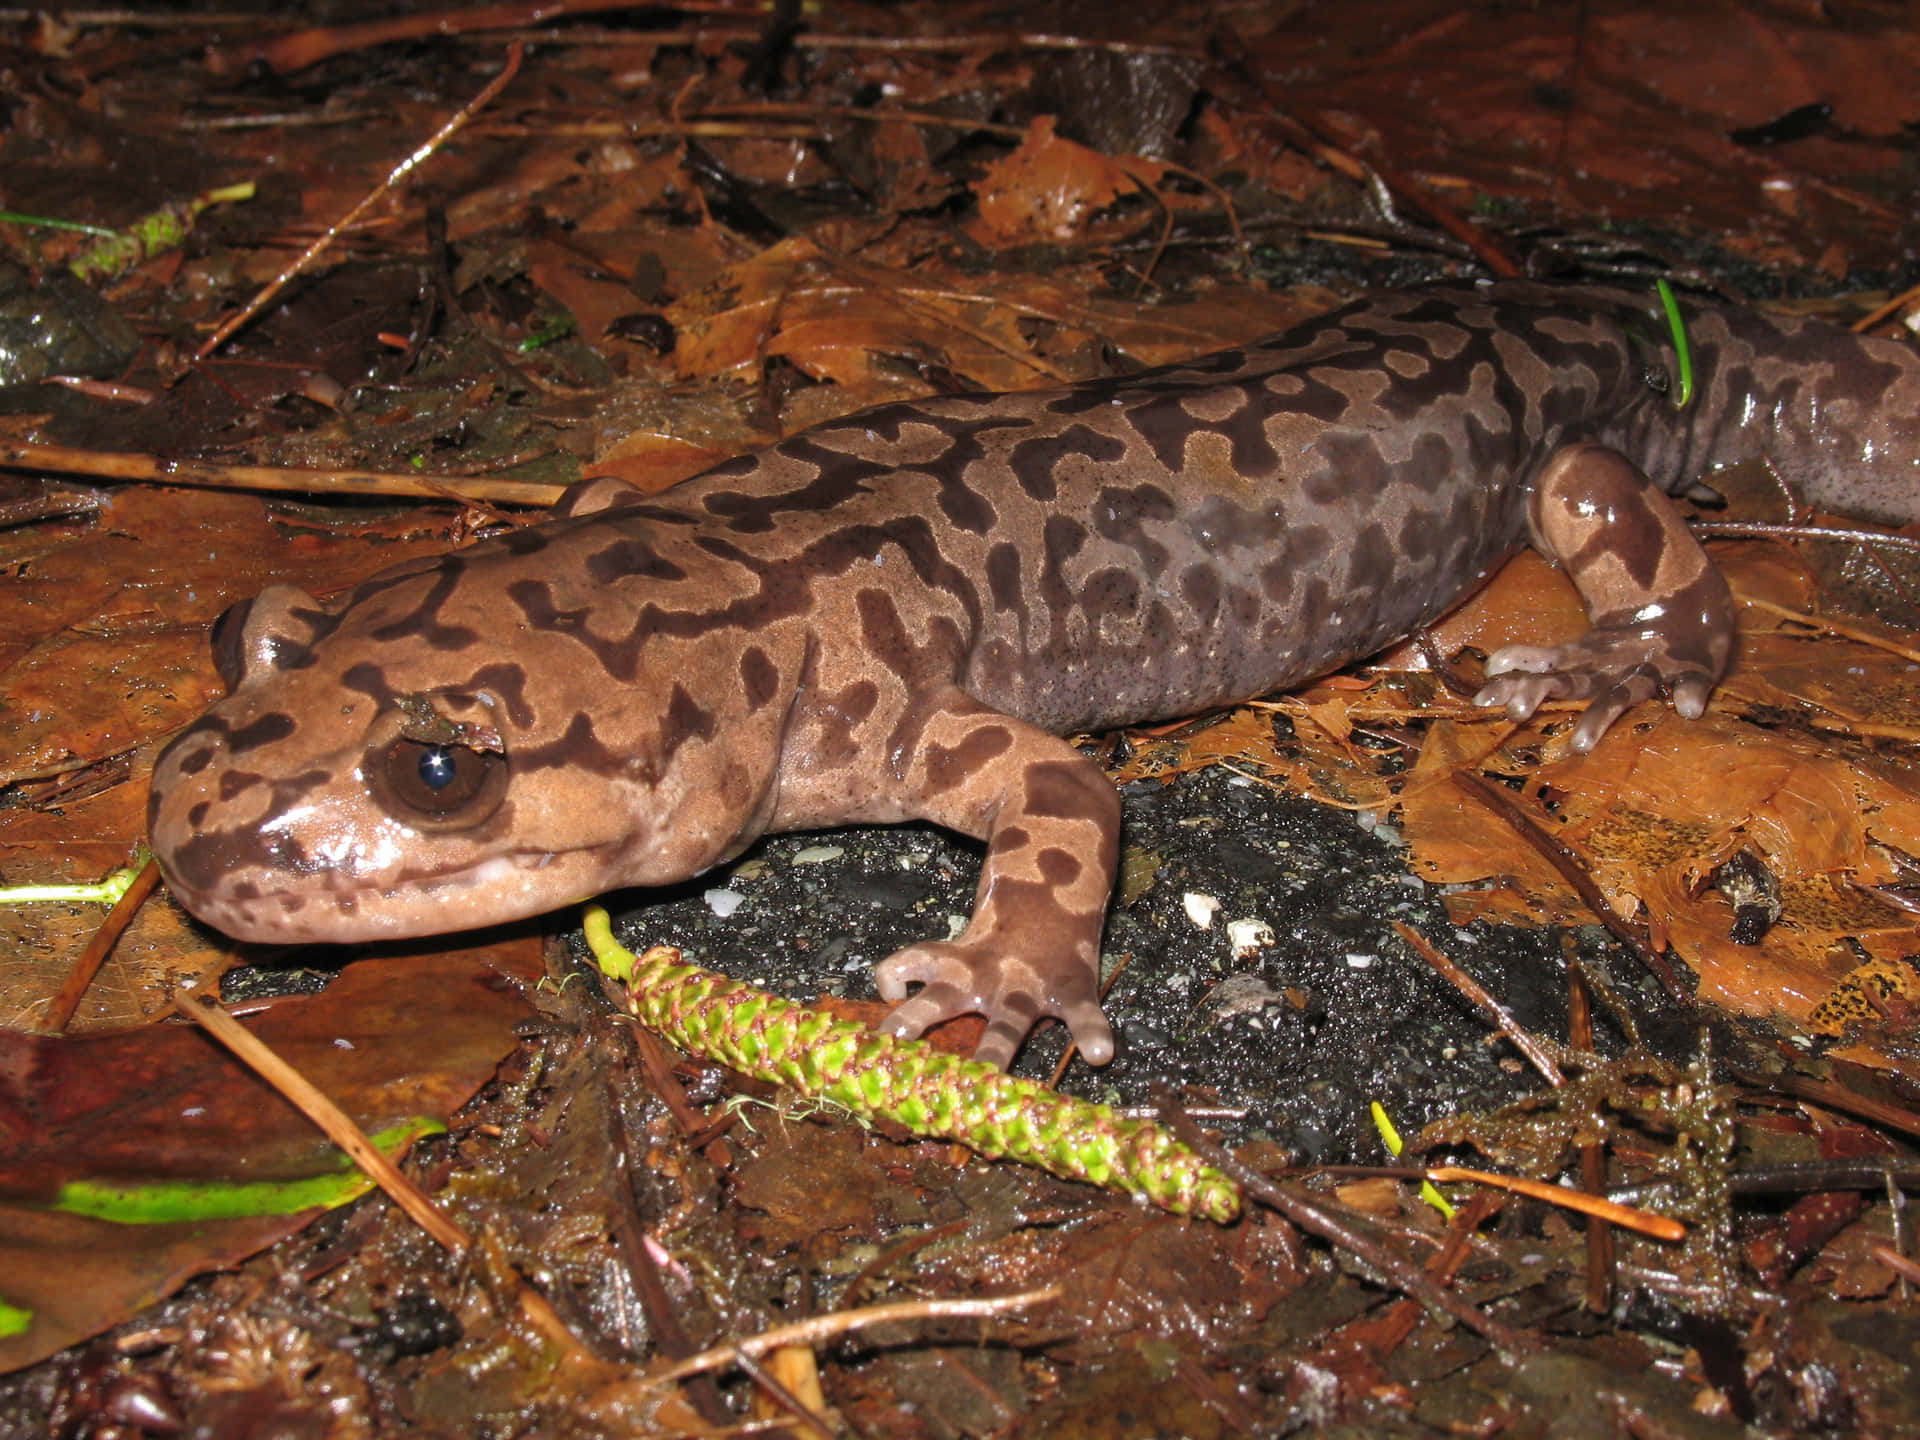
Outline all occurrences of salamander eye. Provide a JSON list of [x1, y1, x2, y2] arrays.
[[376, 737, 508, 824]]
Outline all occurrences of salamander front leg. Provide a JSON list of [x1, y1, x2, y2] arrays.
[[1476, 442, 1736, 751], [873, 694, 1119, 1068]]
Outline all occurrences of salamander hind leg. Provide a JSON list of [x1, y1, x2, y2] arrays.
[[1476, 442, 1736, 751], [872, 693, 1120, 1069]]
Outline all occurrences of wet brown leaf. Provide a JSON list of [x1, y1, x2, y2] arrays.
[[1403, 698, 1920, 1058], [583, 431, 741, 495], [0, 937, 541, 1371], [967, 115, 1153, 246], [0, 487, 460, 787]]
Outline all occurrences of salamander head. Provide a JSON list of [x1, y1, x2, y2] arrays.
[[147, 573, 730, 944]]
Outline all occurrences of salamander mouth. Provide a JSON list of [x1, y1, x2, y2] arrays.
[[169, 843, 613, 946]]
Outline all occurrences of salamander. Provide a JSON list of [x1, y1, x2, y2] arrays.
[[147, 280, 1920, 1067]]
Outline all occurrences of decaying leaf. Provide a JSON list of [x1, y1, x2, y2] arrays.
[[967, 115, 1158, 246], [0, 939, 540, 1371]]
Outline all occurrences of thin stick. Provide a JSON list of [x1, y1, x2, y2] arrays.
[[1450, 768, 1690, 1005], [1287, 105, 1521, 277], [1872, 1245, 1920, 1284], [1849, 282, 1920, 335], [1154, 158, 1248, 268], [647, 1289, 1060, 1386], [1742, 1069, 1920, 1141], [482, 118, 824, 142], [792, 30, 1205, 58], [1346, 1189, 1502, 1361], [43, 858, 160, 1033], [1157, 1097, 1540, 1355], [1715, 1158, 1920, 1194], [0, 440, 565, 508], [220, 16, 1205, 74], [1566, 951, 1615, 1315], [1391, 921, 1565, 1086], [1739, 592, 1920, 667], [172, 990, 470, 1253], [192, 45, 524, 363], [0, 8, 281, 25], [731, 1350, 837, 1440], [1425, 1167, 1685, 1242], [1696, 519, 1920, 555], [1801, 716, 1920, 743], [674, 101, 1027, 140], [210, 0, 723, 74]]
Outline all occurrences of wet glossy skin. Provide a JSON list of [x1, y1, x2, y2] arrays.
[[148, 281, 1920, 1067]]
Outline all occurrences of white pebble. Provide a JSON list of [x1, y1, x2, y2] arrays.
[[1227, 918, 1275, 958], [1184, 892, 1220, 929]]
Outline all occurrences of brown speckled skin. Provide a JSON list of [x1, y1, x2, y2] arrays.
[[148, 282, 1920, 1066]]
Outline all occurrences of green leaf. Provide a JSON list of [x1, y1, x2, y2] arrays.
[[51, 1117, 444, 1224]]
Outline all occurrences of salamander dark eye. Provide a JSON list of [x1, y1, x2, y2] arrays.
[[418, 745, 458, 791], [375, 737, 507, 824]]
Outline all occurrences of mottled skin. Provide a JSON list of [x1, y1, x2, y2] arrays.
[[149, 281, 1920, 1067]]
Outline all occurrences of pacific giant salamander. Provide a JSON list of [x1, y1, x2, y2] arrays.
[[148, 280, 1920, 1067]]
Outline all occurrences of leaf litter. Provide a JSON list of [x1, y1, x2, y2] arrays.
[[1, 1, 1919, 1435]]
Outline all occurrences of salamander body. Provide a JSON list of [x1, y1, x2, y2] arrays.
[[148, 281, 1920, 1065]]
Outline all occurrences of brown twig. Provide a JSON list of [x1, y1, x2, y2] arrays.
[[794, 30, 1206, 58], [602, 984, 735, 1164], [217, 14, 1206, 75], [1848, 282, 1920, 335], [597, 1047, 735, 1427], [1391, 920, 1565, 1085], [1450, 768, 1690, 1006], [0, 440, 565, 508], [1156, 1094, 1540, 1355], [42, 857, 160, 1033], [207, 0, 732, 74], [172, 990, 471, 1253], [192, 44, 524, 364], [1424, 1167, 1684, 1242], [0, 8, 282, 27], [1705, 1157, 1920, 1196], [673, 100, 1027, 139], [731, 1350, 837, 1440], [1114, 155, 1249, 276], [1286, 107, 1521, 278], [1334, 1189, 1502, 1360], [1737, 592, 1920, 666], [1695, 519, 1920, 555], [1734, 1069, 1920, 1141], [1567, 953, 1615, 1314], [645, 1289, 1061, 1387], [480, 118, 827, 142], [1874, 1244, 1920, 1284]]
